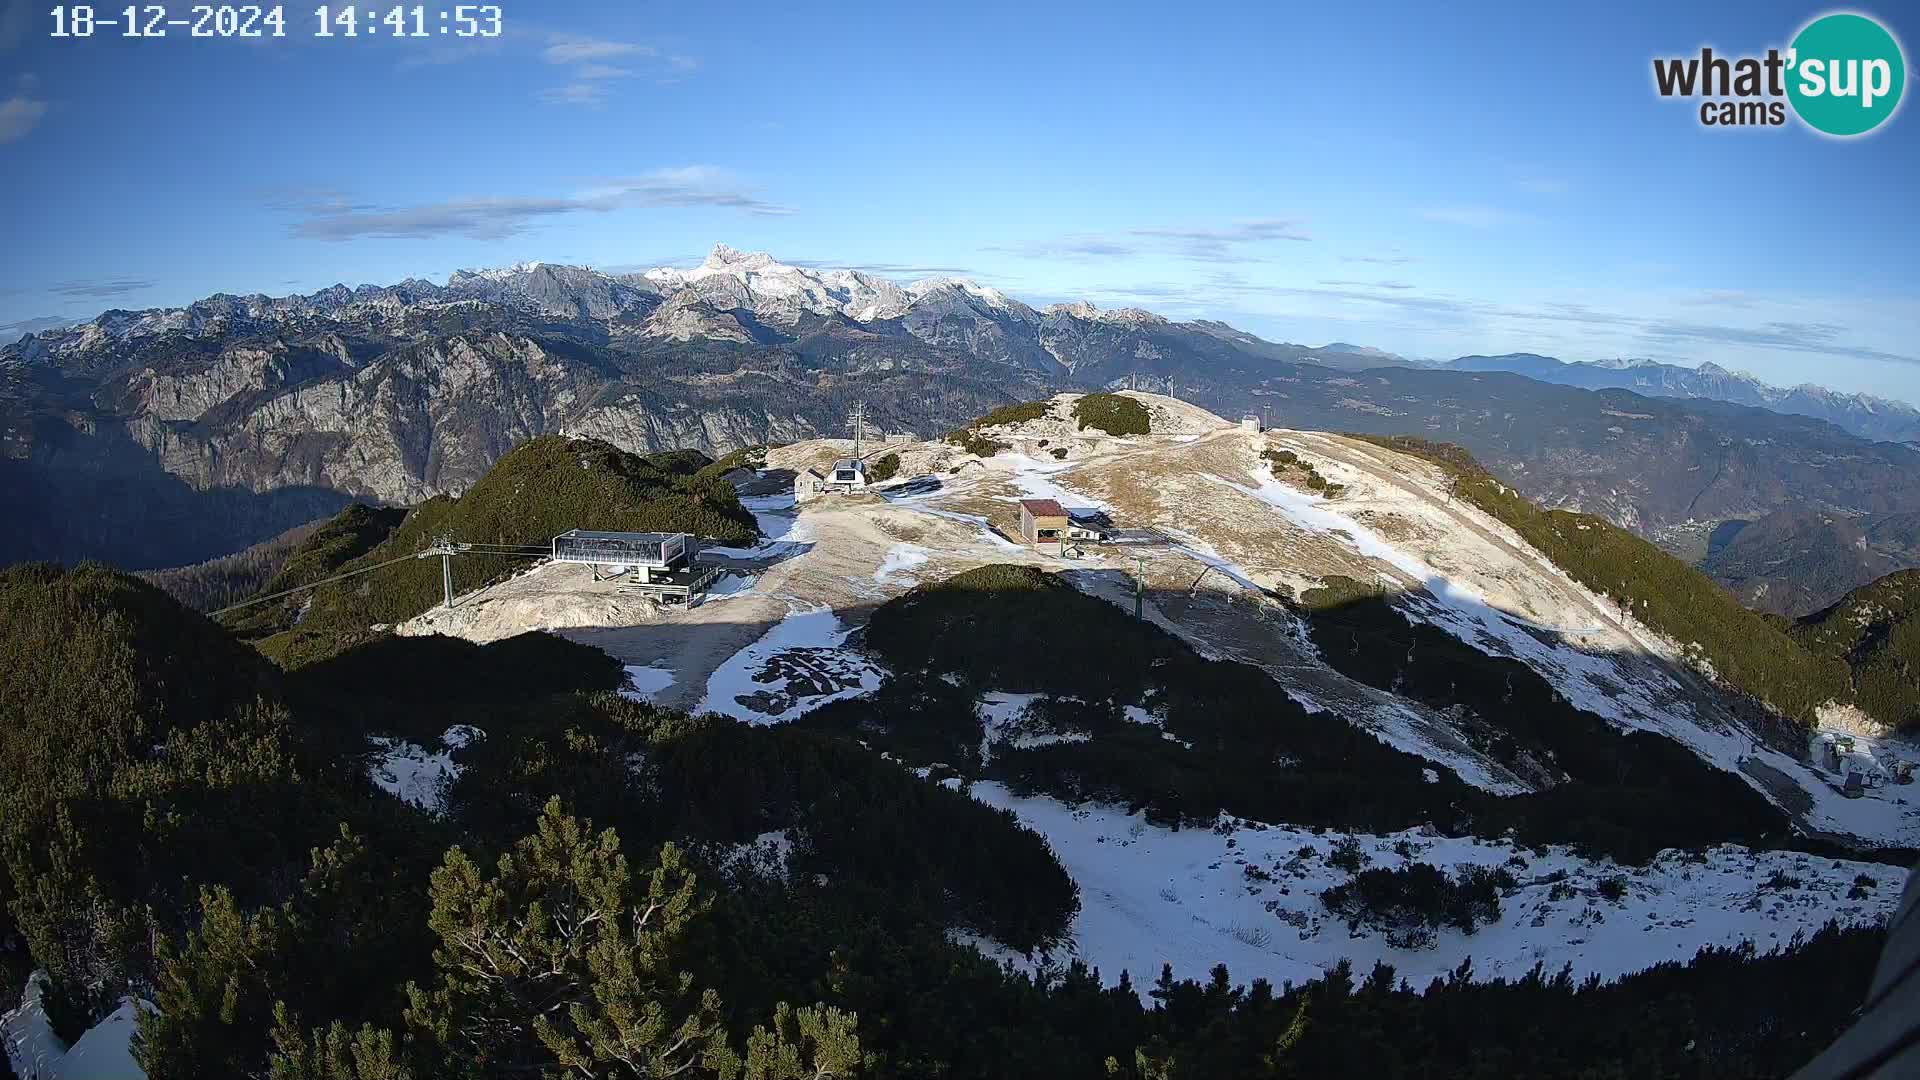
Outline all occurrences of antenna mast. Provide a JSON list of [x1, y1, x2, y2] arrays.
[[849, 400, 868, 461]]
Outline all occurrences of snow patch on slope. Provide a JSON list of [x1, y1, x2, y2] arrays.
[[697, 605, 883, 724], [975, 692, 1093, 764], [3, 976, 146, 1080], [995, 453, 1113, 512], [622, 665, 677, 701], [964, 784, 1903, 999], [874, 543, 931, 585], [367, 725, 482, 813]]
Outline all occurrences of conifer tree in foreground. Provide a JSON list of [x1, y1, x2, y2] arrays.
[[270, 798, 861, 1079]]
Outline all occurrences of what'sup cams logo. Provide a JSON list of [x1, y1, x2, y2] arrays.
[[1653, 11, 1906, 136]]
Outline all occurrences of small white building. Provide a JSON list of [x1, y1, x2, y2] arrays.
[[824, 458, 868, 493], [794, 459, 869, 501], [1240, 414, 1263, 432]]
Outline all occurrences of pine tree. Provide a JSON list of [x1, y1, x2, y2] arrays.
[[401, 797, 861, 1078], [136, 885, 290, 1077], [267, 1007, 415, 1080], [137, 825, 430, 1080], [739, 1002, 863, 1080]]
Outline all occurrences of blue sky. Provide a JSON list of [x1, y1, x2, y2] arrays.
[[3, 0, 1916, 401]]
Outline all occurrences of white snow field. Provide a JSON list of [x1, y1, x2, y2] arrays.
[[963, 784, 1905, 999], [695, 604, 884, 724], [991, 452, 1115, 513], [621, 663, 677, 701], [3, 975, 145, 1080], [976, 692, 1090, 764], [873, 542, 931, 585], [366, 724, 484, 813]]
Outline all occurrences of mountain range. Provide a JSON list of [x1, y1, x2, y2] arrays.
[[1443, 353, 1920, 446], [7, 244, 1920, 615]]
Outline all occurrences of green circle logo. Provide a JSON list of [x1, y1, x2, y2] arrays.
[[1787, 12, 1906, 136]]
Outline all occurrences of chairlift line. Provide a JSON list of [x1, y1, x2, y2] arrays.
[[205, 540, 549, 617], [205, 551, 427, 617]]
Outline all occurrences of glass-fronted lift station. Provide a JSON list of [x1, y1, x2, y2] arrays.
[[551, 530, 688, 573], [550, 530, 719, 603]]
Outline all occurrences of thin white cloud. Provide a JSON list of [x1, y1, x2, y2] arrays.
[[285, 167, 793, 241], [1130, 218, 1312, 260], [48, 278, 155, 298], [542, 36, 653, 65], [538, 34, 692, 103], [1290, 286, 1912, 366], [990, 217, 1311, 264], [1318, 278, 1416, 290], [0, 315, 77, 337]]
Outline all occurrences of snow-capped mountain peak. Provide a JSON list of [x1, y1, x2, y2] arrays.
[[693, 243, 785, 277], [1041, 300, 1165, 327]]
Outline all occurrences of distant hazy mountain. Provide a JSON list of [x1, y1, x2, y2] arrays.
[[9, 244, 1920, 578], [1446, 353, 1920, 445]]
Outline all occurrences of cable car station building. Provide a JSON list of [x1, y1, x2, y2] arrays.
[[550, 530, 721, 604]]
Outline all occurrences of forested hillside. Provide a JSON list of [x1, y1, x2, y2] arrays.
[[0, 562, 1896, 1079], [1793, 569, 1920, 732], [245, 437, 758, 667], [138, 516, 330, 612]]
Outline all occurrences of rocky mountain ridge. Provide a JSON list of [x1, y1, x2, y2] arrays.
[[9, 246, 1920, 582], [1447, 352, 1920, 445]]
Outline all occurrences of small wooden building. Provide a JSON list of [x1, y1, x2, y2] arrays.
[[1019, 498, 1070, 555]]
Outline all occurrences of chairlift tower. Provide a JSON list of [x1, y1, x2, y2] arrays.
[[421, 534, 459, 608]]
